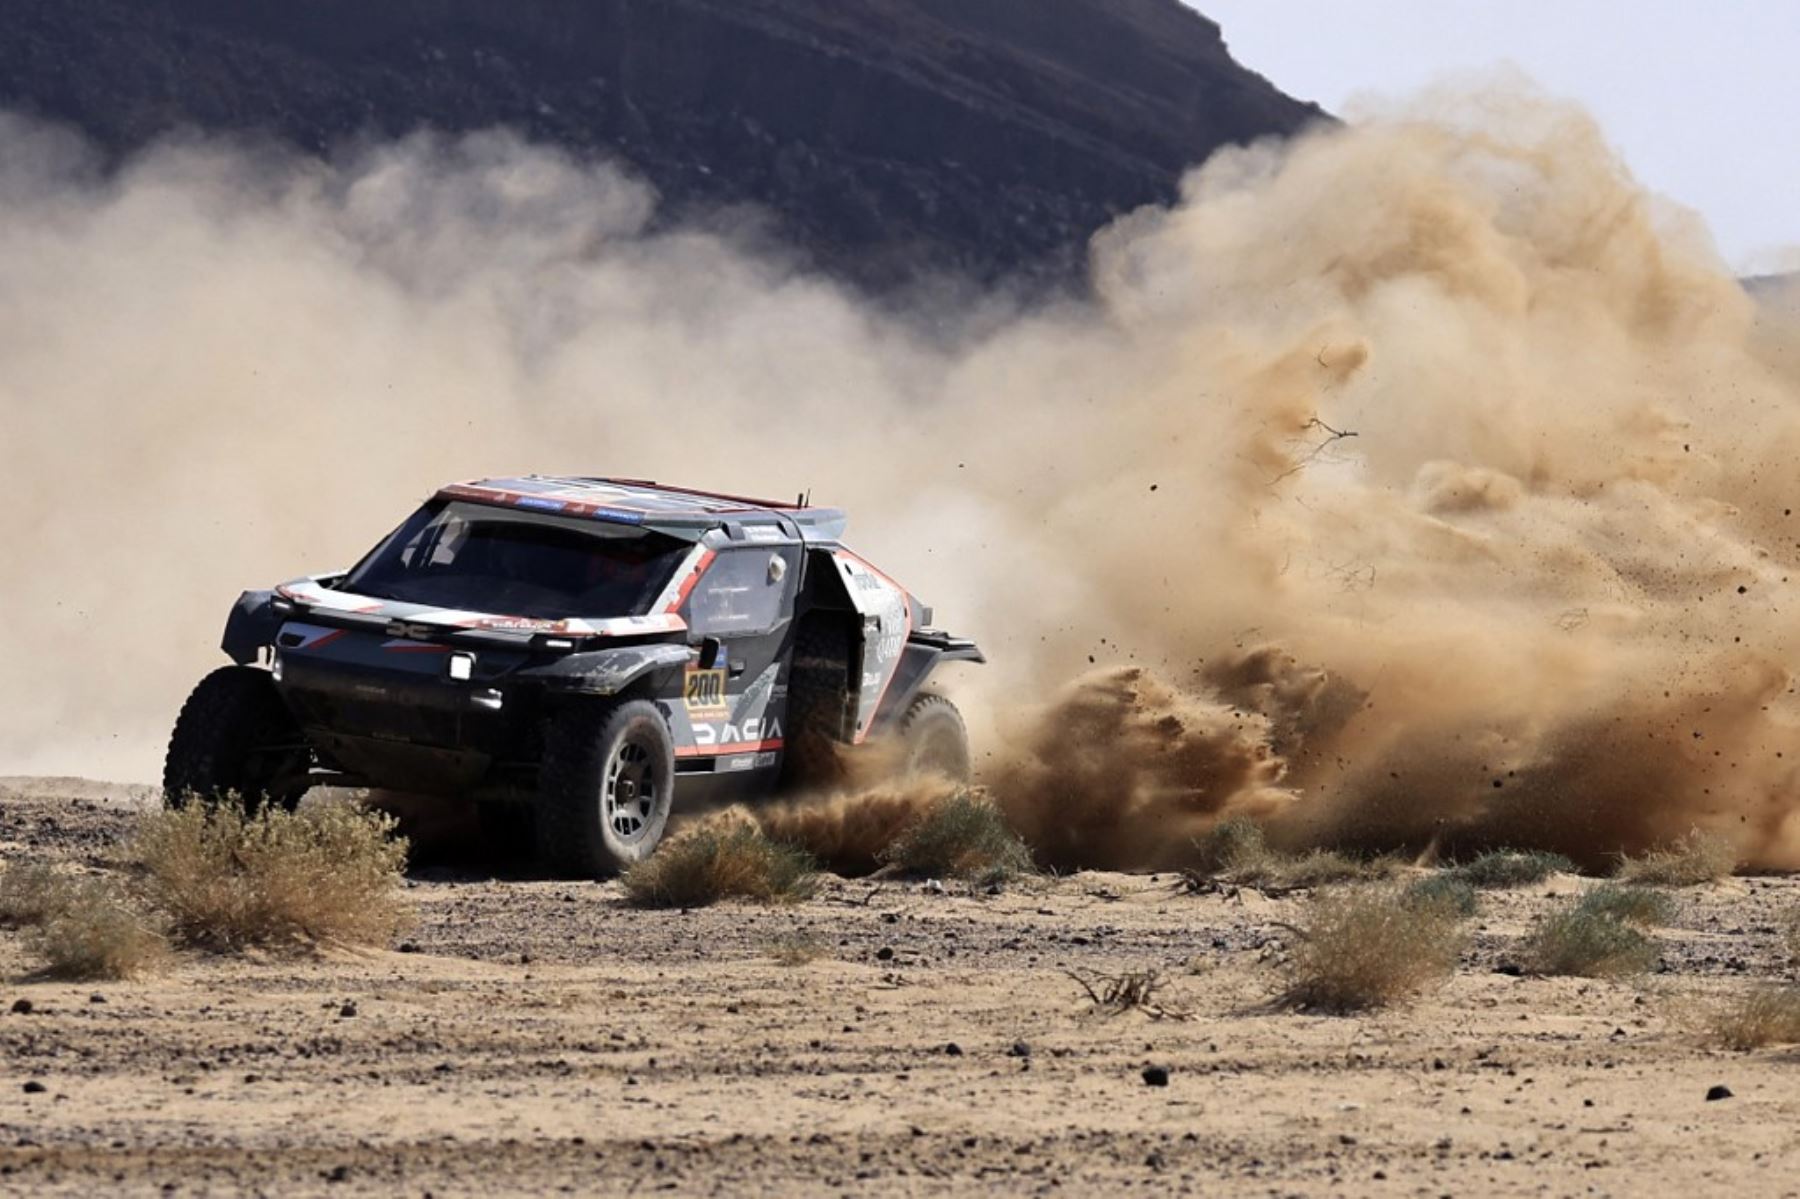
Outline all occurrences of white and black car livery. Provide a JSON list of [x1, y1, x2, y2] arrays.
[[163, 476, 982, 875]]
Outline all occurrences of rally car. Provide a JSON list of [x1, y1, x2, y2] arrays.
[[162, 476, 983, 875]]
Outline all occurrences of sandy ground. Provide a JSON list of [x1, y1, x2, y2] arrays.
[[2, 778, 1798, 1197]]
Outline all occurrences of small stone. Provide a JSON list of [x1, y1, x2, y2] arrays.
[[397, 942, 420, 954], [88, 994, 105, 1005], [875, 947, 894, 962], [324, 1164, 350, 1183], [1008, 1041, 1031, 1058], [1141, 1066, 1170, 1087], [943, 1042, 963, 1056], [22, 1081, 46, 1094], [338, 1002, 357, 1019], [1706, 1085, 1733, 1101], [10, 999, 31, 1015]]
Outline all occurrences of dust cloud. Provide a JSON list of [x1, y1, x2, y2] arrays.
[[4, 85, 1800, 869]]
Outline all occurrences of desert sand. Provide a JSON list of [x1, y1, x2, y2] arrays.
[[2, 779, 1796, 1197]]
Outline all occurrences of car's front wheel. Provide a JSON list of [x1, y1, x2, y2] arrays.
[[162, 665, 310, 812], [536, 699, 675, 878]]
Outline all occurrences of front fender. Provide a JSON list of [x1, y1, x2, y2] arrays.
[[515, 643, 692, 696], [221, 590, 281, 664]]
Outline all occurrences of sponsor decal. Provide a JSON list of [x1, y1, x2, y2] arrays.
[[515, 496, 566, 512], [744, 524, 783, 543], [386, 620, 438, 641], [689, 717, 783, 748], [586, 506, 647, 525], [684, 667, 728, 716]]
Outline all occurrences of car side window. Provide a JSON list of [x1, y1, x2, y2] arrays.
[[687, 548, 796, 636]]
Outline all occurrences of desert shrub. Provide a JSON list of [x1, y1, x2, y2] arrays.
[[1065, 968, 1186, 1018], [1403, 873, 1480, 917], [25, 875, 167, 980], [1615, 831, 1737, 886], [1196, 816, 1268, 874], [623, 824, 817, 907], [878, 790, 1034, 884], [1447, 849, 1576, 889], [0, 863, 74, 927], [1575, 884, 1676, 927], [765, 934, 824, 966], [1522, 902, 1658, 978], [1190, 817, 1397, 890], [1279, 887, 1467, 1012], [134, 800, 411, 949], [1706, 986, 1800, 1050]]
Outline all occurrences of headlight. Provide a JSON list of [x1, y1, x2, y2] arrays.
[[447, 652, 475, 682]]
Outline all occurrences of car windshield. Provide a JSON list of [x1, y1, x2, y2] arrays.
[[341, 501, 690, 619]]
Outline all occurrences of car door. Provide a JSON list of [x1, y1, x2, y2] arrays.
[[680, 543, 800, 763]]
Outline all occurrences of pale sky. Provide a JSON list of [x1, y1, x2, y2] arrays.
[[1194, 1, 1799, 272]]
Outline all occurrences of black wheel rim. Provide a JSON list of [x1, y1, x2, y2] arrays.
[[603, 736, 658, 843]]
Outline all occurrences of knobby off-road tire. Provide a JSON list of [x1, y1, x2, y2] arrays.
[[536, 699, 675, 878], [162, 665, 309, 813], [780, 618, 853, 791], [896, 693, 971, 781]]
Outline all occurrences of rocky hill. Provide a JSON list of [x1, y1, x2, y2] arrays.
[[1, 0, 1323, 285]]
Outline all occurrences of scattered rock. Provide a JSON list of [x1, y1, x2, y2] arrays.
[[1706, 1085, 1733, 1102], [324, 1164, 350, 1183], [875, 947, 894, 962], [943, 1042, 963, 1056], [22, 1081, 46, 1094], [338, 1002, 358, 1019], [1008, 1041, 1032, 1058], [10, 999, 32, 1015], [1142, 1066, 1170, 1087], [397, 942, 420, 954], [88, 994, 105, 1004]]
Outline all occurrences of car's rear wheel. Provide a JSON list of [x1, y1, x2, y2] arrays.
[[537, 699, 675, 878], [781, 618, 853, 790], [897, 693, 971, 781], [162, 665, 311, 812]]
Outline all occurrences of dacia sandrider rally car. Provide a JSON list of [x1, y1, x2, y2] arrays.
[[163, 476, 983, 876]]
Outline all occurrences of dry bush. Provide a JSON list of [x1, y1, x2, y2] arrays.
[[1522, 903, 1658, 978], [1615, 831, 1737, 886], [25, 876, 167, 980], [1403, 873, 1480, 917], [134, 799, 412, 949], [622, 824, 817, 908], [1575, 883, 1676, 927], [1706, 986, 1800, 1050], [878, 789, 1034, 884], [1065, 968, 1187, 1019], [1279, 887, 1467, 1012], [1447, 849, 1575, 889], [0, 863, 74, 927], [1189, 817, 1398, 891], [765, 934, 824, 966]]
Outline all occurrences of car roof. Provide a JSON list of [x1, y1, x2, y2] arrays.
[[435, 475, 849, 540]]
